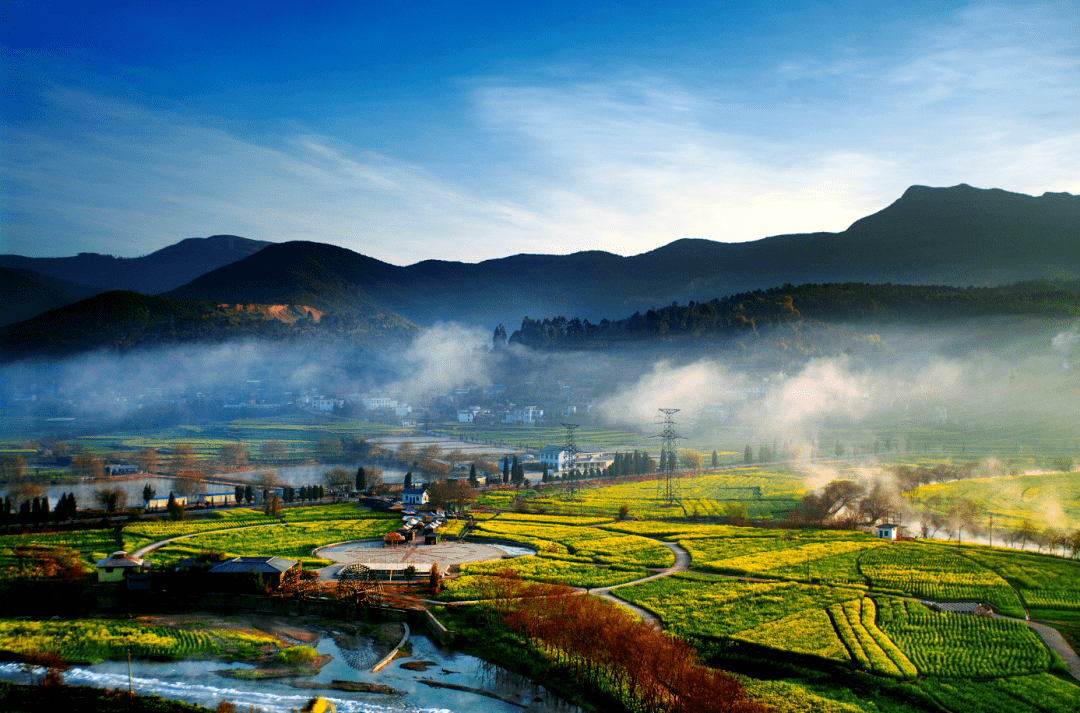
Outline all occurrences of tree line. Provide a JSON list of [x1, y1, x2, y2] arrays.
[[505, 281, 1080, 349]]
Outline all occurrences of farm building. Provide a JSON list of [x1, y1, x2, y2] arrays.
[[198, 492, 236, 507], [207, 556, 299, 589], [104, 464, 140, 475], [145, 495, 188, 511], [96, 551, 149, 584], [877, 523, 901, 540]]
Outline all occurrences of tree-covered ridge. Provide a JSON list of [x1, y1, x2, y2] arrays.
[[507, 281, 1080, 349], [0, 290, 418, 359]]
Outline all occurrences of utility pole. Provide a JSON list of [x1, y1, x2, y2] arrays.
[[989, 513, 993, 548]]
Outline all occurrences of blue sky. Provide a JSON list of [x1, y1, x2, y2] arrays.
[[2, 1, 1077, 264]]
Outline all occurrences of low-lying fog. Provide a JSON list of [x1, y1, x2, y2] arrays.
[[2, 315, 1078, 530]]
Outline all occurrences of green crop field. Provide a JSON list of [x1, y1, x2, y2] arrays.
[[858, 543, 1026, 617], [908, 471, 1080, 532], [0, 619, 222, 663], [476, 466, 807, 520], [876, 598, 1053, 678], [441, 559, 647, 598], [146, 516, 399, 566], [471, 514, 674, 568]]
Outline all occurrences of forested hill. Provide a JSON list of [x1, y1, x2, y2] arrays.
[[504, 281, 1080, 349], [0, 290, 418, 360]]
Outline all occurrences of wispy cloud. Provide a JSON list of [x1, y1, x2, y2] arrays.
[[2, 3, 1077, 262], [2, 86, 541, 263]]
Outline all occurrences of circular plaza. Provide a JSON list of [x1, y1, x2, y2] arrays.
[[314, 539, 515, 579]]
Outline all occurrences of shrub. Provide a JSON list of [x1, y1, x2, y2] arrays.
[[274, 646, 318, 666]]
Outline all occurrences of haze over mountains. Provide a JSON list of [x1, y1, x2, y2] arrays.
[[3, 184, 1079, 356]]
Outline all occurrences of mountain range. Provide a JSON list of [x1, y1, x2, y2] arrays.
[[3, 184, 1079, 357]]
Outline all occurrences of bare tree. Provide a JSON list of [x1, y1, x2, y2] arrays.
[[260, 440, 286, 465], [135, 448, 158, 473], [427, 479, 477, 511], [0, 454, 26, 479], [857, 481, 894, 526], [71, 451, 103, 479], [169, 444, 197, 474], [175, 470, 205, 498], [219, 442, 249, 471], [324, 466, 353, 493], [95, 487, 127, 514]]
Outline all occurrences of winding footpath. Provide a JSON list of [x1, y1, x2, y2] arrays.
[[587, 541, 689, 631]]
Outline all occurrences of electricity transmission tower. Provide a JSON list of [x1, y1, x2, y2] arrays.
[[562, 422, 580, 497], [654, 408, 683, 505]]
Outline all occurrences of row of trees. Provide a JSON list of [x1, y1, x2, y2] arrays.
[[506, 282, 1080, 349], [487, 570, 766, 713], [0, 492, 81, 526]]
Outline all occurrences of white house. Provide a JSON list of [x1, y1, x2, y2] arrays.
[[505, 406, 543, 425], [457, 407, 481, 423], [539, 445, 570, 472], [877, 523, 901, 540], [402, 487, 430, 506], [363, 397, 398, 410]]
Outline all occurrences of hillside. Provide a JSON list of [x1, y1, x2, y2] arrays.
[[0, 235, 273, 297], [159, 185, 1080, 329], [0, 268, 104, 327], [0, 290, 417, 360]]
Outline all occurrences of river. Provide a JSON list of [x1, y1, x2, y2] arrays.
[[0, 632, 580, 713]]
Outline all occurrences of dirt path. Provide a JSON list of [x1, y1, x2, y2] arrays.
[[588, 541, 690, 631], [129, 523, 282, 558]]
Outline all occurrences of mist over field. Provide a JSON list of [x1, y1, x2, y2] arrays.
[[4, 316, 1080, 449]]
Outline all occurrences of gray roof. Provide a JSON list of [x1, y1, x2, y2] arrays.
[[96, 551, 144, 568], [208, 556, 298, 574]]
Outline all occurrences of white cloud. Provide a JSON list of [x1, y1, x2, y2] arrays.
[[3, 2, 1078, 262]]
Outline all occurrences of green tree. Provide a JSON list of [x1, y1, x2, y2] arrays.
[[711, 450, 719, 468], [744, 445, 753, 464], [724, 501, 749, 526], [681, 450, 704, 469], [142, 483, 156, 503]]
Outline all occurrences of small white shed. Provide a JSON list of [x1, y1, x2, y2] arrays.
[[877, 523, 901, 540]]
